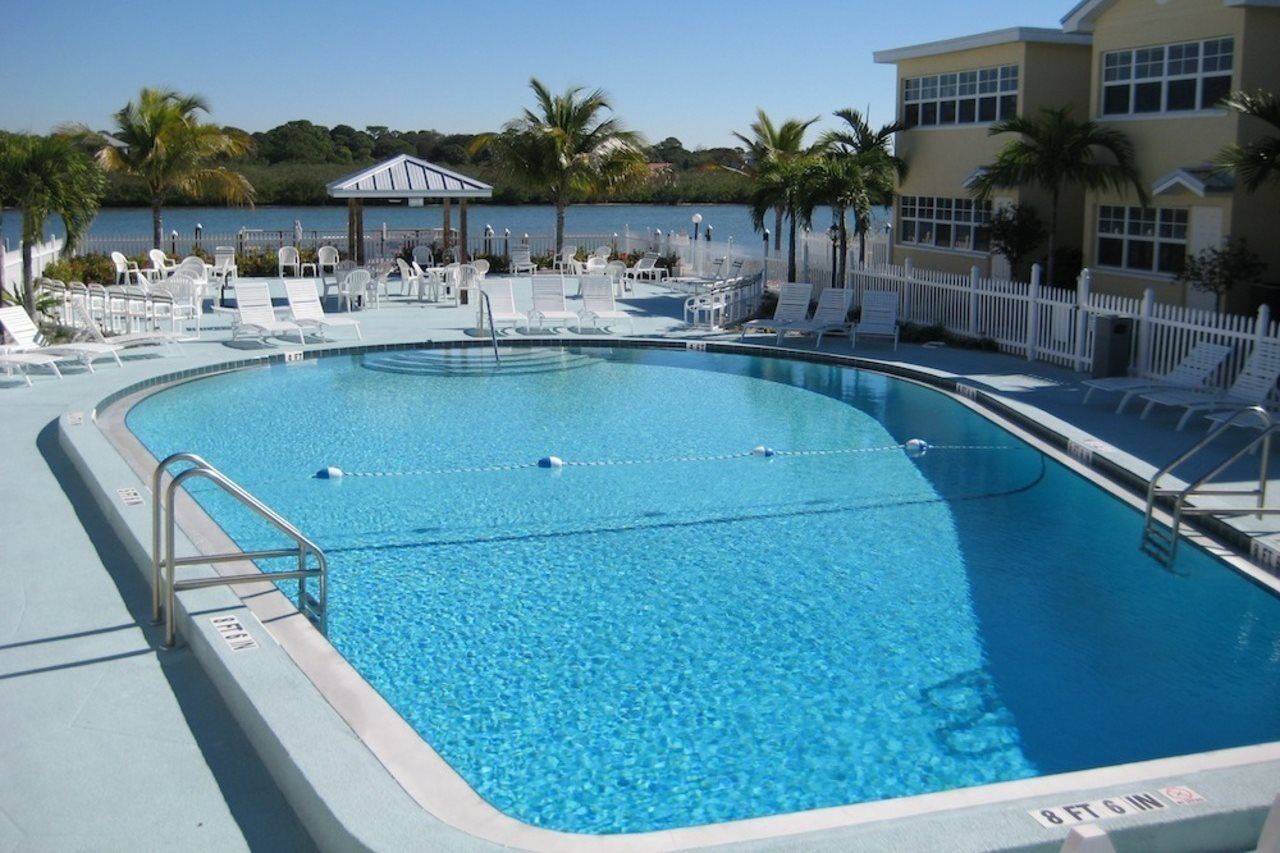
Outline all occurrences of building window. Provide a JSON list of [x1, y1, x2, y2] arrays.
[[1101, 37, 1233, 117], [899, 195, 993, 251], [1096, 205, 1187, 273], [903, 65, 1018, 128]]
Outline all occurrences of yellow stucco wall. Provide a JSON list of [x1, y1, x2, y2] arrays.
[[1080, 0, 1280, 307], [889, 40, 1090, 278]]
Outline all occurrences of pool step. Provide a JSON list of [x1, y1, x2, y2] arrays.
[[362, 348, 601, 377]]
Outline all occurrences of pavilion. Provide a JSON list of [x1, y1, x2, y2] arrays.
[[325, 155, 494, 263]]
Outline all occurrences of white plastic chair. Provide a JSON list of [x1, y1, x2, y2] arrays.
[[472, 258, 490, 280], [277, 246, 315, 278], [148, 249, 177, 281], [577, 275, 633, 334], [605, 260, 628, 295], [593, 245, 611, 261], [339, 269, 372, 312], [412, 245, 435, 269], [165, 274, 203, 339], [286, 279, 362, 340], [317, 246, 341, 295], [851, 290, 900, 351], [111, 251, 141, 286]]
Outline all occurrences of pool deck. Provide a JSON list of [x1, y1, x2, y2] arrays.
[[2, 279, 1279, 851]]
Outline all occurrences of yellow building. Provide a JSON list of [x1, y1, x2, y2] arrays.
[[876, 1, 1280, 309], [874, 29, 1093, 280], [1065, 0, 1280, 309]]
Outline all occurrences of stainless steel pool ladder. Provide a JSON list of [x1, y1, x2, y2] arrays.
[[477, 288, 501, 365], [1142, 406, 1280, 564], [151, 452, 328, 648]]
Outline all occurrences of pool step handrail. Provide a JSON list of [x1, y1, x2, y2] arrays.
[[1142, 406, 1280, 564], [151, 451, 328, 648], [477, 288, 501, 365]]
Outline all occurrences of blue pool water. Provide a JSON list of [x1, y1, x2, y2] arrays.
[[126, 348, 1280, 834]]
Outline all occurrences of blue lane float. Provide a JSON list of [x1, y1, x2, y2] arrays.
[[751, 445, 776, 458], [538, 456, 565, 469], [315, 466, 345, 479]]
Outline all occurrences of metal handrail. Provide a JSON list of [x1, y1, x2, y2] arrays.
[[151, 452, 328, 648], [1143, 406, 1280, 561], [478, 288, 501, 364]]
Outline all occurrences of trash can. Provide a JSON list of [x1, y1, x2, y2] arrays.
[[1091, 314, 1134, 378]]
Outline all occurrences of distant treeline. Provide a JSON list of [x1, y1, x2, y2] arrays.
[[99, 121, 752, 206]]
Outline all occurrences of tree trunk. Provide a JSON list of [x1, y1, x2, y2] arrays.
[[1047, 189, 1059, 288], [21, 225, 35, 319], [151, 198, 163, 250], [840, 210, 851, 286], [786, 209, 798, 282], [773, 207, 783, 252], [555, 199, 567, 254]]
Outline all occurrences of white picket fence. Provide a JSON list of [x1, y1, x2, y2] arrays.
[[835, 259, 1276, 388], [2, 237, 65, 294]]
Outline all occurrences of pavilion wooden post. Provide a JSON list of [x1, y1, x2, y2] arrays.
[[459, 200, 469, 263], [347, 199, 357, 261], [442, 198, 452, 262]]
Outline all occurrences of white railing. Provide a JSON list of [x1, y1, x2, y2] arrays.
[[2, 237, 65, 294]]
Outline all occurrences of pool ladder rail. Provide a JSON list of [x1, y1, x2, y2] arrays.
[[1142, 406, 1280, 565], [151, 452, 328, 648], [477, 288, 501, 365]]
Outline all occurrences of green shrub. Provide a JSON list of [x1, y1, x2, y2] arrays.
[[43, 253, 118, 284]]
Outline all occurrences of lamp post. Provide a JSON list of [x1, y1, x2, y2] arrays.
[[692, 213, 702, 242], [829, 223, 840, 287]]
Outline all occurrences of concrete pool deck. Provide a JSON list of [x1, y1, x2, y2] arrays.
[[2, 279, 1279, 851]]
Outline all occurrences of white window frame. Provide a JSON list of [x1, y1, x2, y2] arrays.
[[899, 195, 993, 253], [1096, 205, 1188, 274], [902, 65, 1018, 128], [1100, 37, 1234, 117]]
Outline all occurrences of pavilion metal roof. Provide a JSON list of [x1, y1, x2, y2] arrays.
[[326, 154, 493, 199]]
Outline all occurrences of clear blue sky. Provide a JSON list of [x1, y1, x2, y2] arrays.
[[0, 0, 1066, 149]]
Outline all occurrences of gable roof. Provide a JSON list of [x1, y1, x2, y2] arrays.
[[1063, 0, 1280, 33], [326, 154, 493, 199], [1152, 166, 1235, 197], [873, 26, 1090, 64]]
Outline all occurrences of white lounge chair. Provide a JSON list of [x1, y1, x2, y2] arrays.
[[510, 247, 537, 275], [231, 282, 305, 345], [0, 305, 123, 371], [285, 279, 362, 340], [69, 296, 183, 355], [624, 253, 668, 285], [478, 279, 527, 333], [740, 282, 813, 342], [577, 275, 633, 334], [1083, 341, 1234, 413], [785, 287, 853, 347], [528, 275, 578, 331], [851, 290, 900, 350], [1139, 339, 1280, 430]]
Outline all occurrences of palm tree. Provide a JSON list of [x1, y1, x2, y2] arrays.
[[731, 111, 818, 252], [970, 106, 1146, 285], [795, 156, 867, 286], [88, 88, 252, 249], [749, 155, 816, 282], [475, 79, 645, 253], [1214, 90, 1280, 192], [0, 133, 105, 315], [817, 108, 906, 272]]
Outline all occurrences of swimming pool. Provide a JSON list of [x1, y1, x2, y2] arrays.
[[125, 346, 1280, 835]]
